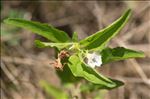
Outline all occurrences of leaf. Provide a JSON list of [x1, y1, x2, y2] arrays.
[[72, 32, 78, 42], [56, 64, 81, 84], [4, 18, 71, 43], [101, 47, 145, 64], [79, 9, 131, 51], [68, 54, 124, 89], [80, 82, 101, 92], [34, 40, 73, 50], [40, 80, 68, 99]]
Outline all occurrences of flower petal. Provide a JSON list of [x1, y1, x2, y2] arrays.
[[85, 52, 102, 68]]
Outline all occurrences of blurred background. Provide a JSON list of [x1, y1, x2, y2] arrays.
[[1, 1, 150, 99]]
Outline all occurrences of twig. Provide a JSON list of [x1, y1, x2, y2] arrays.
[[1, 56, 52, 68], [1, 61, 20, 87], [120, 22, 150, 42], [117, 76, 150, 85]]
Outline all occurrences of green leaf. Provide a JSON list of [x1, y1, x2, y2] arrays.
[[4, 18, 71, 43], [79, 9, 131, 51], [68, 54, 124, 89], [72, 32, 78, 42], [40, 80, 68, 99], [34, 40, 73, 50], [56, 64, 81, 84], [101, 47, 145, 64], [80, 82, 101, 92]]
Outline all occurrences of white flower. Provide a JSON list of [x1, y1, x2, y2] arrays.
[[86, 52, 102, 68]]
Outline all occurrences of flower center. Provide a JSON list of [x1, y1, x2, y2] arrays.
[[85, 52, 102, 68]]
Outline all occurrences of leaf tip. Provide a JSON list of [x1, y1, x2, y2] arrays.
[[139, 51, 145, 58], [109, 79, 124, 89]]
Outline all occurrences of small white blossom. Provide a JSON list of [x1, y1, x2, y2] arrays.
[[86, 52, 102, 68]]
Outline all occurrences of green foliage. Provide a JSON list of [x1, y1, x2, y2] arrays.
[[40, 80, 68, 99], [4, 9, 145, 92], [4, 18, 71, 43], [79, 9, 131, 51], [68, 53, 124, 89], [56, 64, 81, 84], [35, 40, 75, 50], [101, 47, 145, 64]]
